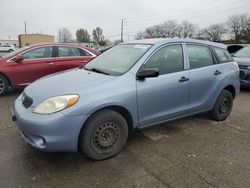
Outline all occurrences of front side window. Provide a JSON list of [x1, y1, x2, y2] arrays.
[[85, 44, 151, 76], [233, 46, 250, 58], [212, 47, 233, 63], [22, 46, 53, 59], [144, 44, 184, 75], [58, 46, 81, 57], [187, 44, 214, 69]]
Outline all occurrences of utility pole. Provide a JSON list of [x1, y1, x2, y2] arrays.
[[121, 19, 124, 43], [24, 21, 27, 34]]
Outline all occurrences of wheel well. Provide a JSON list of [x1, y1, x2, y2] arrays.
[[0, 72, 11, 86], [77, 105, 134, 151], [224, 85, 236, 98]]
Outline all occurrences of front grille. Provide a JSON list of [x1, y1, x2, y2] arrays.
[[239, 65, 248, 69], [240, 71, 246, 79], [22, 93, 33, 108], [245, 74, 250, 80]]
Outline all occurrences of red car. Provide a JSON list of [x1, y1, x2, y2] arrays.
[[0, 43, 100, 96]]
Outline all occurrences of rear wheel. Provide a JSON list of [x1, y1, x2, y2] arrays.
[[80, 110, 128, 160], [209, 90, 233, 121], [0, 75, 9, 96]]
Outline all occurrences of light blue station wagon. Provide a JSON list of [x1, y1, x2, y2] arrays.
[[12, 38, 240, 160]]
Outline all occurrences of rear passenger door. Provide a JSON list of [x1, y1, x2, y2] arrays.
[[55, 46, 93, 72], [186, 44, 224, 113]]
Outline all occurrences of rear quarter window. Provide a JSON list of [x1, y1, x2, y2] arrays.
[[212, 47, 233, 63]]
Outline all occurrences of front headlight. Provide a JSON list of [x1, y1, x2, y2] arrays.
[[33, 95, 79, 115]]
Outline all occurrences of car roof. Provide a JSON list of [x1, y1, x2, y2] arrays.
[[123, 38, 227, 49]]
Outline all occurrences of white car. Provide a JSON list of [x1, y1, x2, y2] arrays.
[[0, 45, 15, 52]]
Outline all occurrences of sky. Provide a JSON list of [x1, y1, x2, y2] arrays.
[[0, 0, 250, 42]]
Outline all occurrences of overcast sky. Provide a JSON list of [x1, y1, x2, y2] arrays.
[[0, 0, 250, 41]]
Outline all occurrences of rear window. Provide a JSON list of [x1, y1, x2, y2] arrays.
[[212, 47, 233, 63]]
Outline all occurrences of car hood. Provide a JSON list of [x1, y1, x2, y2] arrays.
[[233, 57, 250, 66], [24, 69, 116, 105]]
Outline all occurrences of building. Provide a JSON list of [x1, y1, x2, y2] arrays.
[[0, 39, 19, 47], [18, 34, 55, 47]]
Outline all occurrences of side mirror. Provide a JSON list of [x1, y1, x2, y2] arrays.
[[137, 68, 159, 80], [14, 55, 24, 62]]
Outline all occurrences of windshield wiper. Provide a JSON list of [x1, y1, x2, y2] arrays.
[[83, 67, 109, 75]]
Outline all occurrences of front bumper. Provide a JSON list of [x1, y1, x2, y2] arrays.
[[240, 69, 250, 87], [11, 95, 89, 152]]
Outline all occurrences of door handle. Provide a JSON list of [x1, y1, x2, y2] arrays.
[[179, 76, 189, 82], [45, 62, 54, 66], [214, 70, 222, 76], [80, 60, 88, 64]]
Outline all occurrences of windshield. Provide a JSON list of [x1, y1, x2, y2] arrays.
[[234, 46, 250, 58], [2, 46, 29, 59], [84, 44, 152, 76]]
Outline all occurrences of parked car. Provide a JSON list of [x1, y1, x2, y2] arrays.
[[0, 45, 15, 52], [0, 43, 100, 96], [11, 38, 240, 160], [232, 46, 250, 88]]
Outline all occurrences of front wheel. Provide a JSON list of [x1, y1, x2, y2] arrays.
[[0, 75, 9, 96], [80, 110, 129, 160], [209, 90, 233, 121]]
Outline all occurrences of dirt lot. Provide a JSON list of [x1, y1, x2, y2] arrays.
[[0, 89, 250, 187]]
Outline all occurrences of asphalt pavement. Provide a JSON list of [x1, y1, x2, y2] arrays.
[[0, 89, 250, 187]]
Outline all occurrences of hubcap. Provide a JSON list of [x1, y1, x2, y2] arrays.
[[93, 122, 119, 151], [218, 97, 230, 114], [0, 78, 5, 94]]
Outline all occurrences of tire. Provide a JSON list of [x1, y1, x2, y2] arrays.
[[80, 109, 129, 160], [0, 75, 9, 96], [8, 49, 13, 52], [209, 90, 233, 121]]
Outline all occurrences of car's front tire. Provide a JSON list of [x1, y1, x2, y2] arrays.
[[80, 109, 129, 160], [0, 75, 9, 96], [209, 90, 233, 121]]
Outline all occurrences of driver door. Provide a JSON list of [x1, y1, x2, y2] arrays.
[[136, 44, 190, 126], [10, 46, 56, 86]]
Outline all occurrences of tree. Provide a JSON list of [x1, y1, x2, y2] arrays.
[[59, 27, 72, 43], [161, 20, 179, 37], [92, 27, 106, 46], [242, 15, 250, 42], [227, 14, 249, 43], [202, 24, 226, 42], [135, 20, 198, 39], [76, 29, 91, 43], [177, 21, 197, 38]]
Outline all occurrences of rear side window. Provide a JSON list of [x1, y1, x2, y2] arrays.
[[144, 44, 184, 75], [58, 46, 81, 57], [212, 47, 233, 63], [187, 45, 214, 69]]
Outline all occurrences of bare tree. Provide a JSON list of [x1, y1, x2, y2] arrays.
[[135, 20, 179, 39], [59, 27, 72, 43], [227, 14, 248, 43], [161, 20, 179, 37], [177, 20, 197, 38], [203, 24, 226, 42]]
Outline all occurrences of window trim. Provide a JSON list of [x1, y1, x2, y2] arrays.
[[185, 43, 217, 70], [137, 43, 186, 77]]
